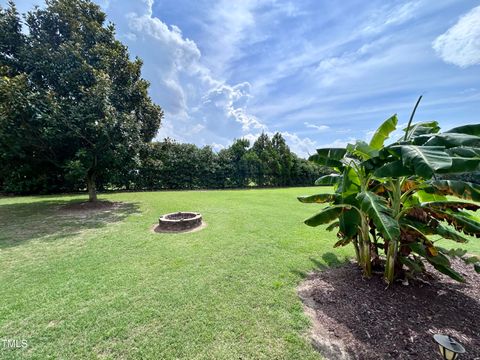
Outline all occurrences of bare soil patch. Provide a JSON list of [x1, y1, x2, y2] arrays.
[[298, 259, 480, 360]]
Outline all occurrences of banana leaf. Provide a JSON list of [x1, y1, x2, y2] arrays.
[[309, 153, 344, 169], [374, 160, 411, 178], [427, 209, 480, 237], [339, 208, 361, 239], [304, 205, 351, 227], [356, 191, 400, 241], [390, 145, 452, 178], [400, 218, 470, 243], [439, 147, 480, 173], [403, 121, 440, 138], [424, 133, 480, 149], [347, 141, 379, 160], [409, 242, 450, 267], [424, 180, 480, 202], [369, 114, 398, 150], [445, 124, 480, 136], [298, 193, 337, 204], [432, 263, 465, 282], [315, 173, 342, 185]]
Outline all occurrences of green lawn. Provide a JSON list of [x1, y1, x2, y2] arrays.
[[0, 187, 478, 359], [0, 187, 345, 359]]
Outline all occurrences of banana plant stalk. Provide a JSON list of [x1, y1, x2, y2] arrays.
[[359, 214, 372, 277], [384, 180, 402, 283]]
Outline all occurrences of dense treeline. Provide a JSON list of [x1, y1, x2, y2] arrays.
[[0, 131, 329, 193], [125, 134, 329, 190]]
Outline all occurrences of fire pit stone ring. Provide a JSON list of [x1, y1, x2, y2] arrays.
[[158, 212, 202, 232]]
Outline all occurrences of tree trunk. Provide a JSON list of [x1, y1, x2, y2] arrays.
[[87, 171, 97, 202]]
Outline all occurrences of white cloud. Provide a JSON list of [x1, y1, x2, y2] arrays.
[[199, 82, 266, 132], [112, 2, 201, 120], [433, 6, 480, 68], [202, 0, 258, 75], [230, 108, 266, 132], [361, 2, 420, 35], [280, 131, 318, 158], [211, 143, 226, 152], [304, 122, 330, 132], [103, 0, 263, 148], [317, 138, 355, 149]]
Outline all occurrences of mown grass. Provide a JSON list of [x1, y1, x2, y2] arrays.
[[0, 187, 478, 359], [0, 187, 347, 359]]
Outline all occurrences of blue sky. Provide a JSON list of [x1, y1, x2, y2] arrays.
[[9, 0, 480, 156]]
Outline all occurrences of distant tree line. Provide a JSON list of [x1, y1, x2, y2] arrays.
[[117, 133, 329, 191], [0, 131, 329, 194]]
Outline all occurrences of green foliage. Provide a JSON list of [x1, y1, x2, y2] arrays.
[[130, 134, 329, 190], [304, 205, 351, 226], [300, 100, 480, 284], [356, 191, 400, 241], [369, 114, 398, 149], [394, 145, 452, 178], [298, 193, 338, 204], [0, 0, 163, 201]]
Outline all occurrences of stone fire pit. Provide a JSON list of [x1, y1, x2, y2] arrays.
[[157, 212, 203, 232]]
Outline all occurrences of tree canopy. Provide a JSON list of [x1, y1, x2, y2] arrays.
[[0, 0, 163, 201], [95, 133, 329, 192]]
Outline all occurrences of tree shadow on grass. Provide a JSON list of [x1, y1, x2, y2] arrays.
[[0, 199, 140, 249], [298, 260, 480, 360], [291, 252, 350, 278]]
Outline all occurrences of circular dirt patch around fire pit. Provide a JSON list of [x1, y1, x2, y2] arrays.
[[154, 212, 204, 233]]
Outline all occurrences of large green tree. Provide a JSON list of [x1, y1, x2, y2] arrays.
[[220, 138, 251, 187], [271, 133, 294, 186], [0, 0, 163, 201], [251, 133, 274, 186]]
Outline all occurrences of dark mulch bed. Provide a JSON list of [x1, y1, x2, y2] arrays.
[[298, 259, 480, 360]]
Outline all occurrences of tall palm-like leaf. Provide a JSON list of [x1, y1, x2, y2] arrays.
[[369, 115, 398, 149], [394, 145, 452, 178], [303, 205, 352, 227], [315, 173, 342, 185], [425, 180, 480, 201], [356, 191, 400, 240]]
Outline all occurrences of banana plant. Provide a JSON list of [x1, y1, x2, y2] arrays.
[[300, 99, 480, 284]]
